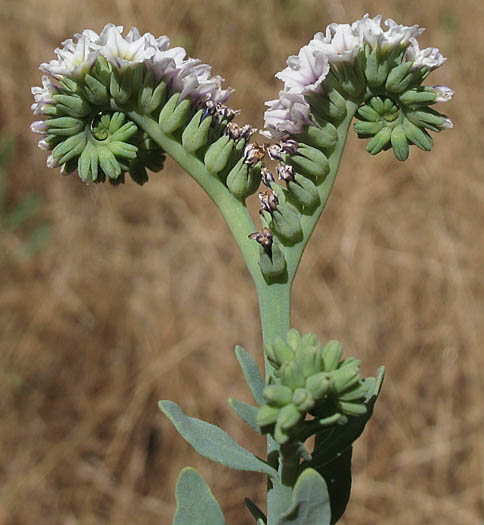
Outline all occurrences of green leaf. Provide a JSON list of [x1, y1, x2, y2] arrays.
[[316, 447, 352, 524], [276, 468, 331, 525], [160, 400, 278, 478], [173, 467, 225, 525], [245, 497, 267, 523], [235, 345, 265, 406], [306, 367, 384, 470], [228, 398, 260, 431]]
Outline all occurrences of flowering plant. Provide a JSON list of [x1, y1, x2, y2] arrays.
[[31, 14, 452, 524]]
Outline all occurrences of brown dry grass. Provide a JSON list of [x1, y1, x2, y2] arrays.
[[0, 0, 483, 523]]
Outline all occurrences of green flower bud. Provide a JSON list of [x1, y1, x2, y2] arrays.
[[158, 93, 192, 134], [297, 122, 338, 151], [385, 61, 414, 93], [138, 73, 166, 114], [295, 345, 322, 378], [98, 146, 122, 180], [293, 145, 330, 179], [274, 423, 290, 444], [280, 361, 305, 390], [271, 203, 303, 243], [45, 116, 85, 136], [263, 384, 293, 406], [338, 400, 367, 416], [78, 142, 99, 182], [277, 402, 302, 431], [305, 372, 332, 399], [256, 404, 281, 427], [402, 119, 433, 151], [52, 132, 87, 164], [339, 357, 361, 368], [286, 328, 301, 351], [269, 337, 294, 367], [258, 242, 287, 280], [357, 104, 380, 122], [308, 90, 347, 122], [391, 124, 409, 161], [292, 388, 315, 412], [204, 135, 234, 176], [406, 108, 450, 132], [264, 343, 278, 368], [338, 381, 369, 402], [331, 366, 360, 395], [182, 110, 212, 153], [339, 62, 366, 98], [369, 96, 385, 114], [322, 340, 343, 371], [365, 48, 389, 88], [301, 333, 319, 347], [83, 73, 109, 106], [367, 126, 392, 155], [318, 413, 344, 427], [354, 121, 384, 136], [287, 174, 320, 211], [399, 87, 438, 107], [226, 159, 261, 199], [53, 94, 91, 118]]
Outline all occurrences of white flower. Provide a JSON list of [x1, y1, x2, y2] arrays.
[[406, 38, 447, 70], [262, 91, 312, 139], [35, 24, 232, 105], [357, 14, 424, 51], [275, 44, 330, 95], [311, 23, 363, 63], [432, 85, 455, 102], [31, 76, 59, 114], [441, 117, 453, 129]]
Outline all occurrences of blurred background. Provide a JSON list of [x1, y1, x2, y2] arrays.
[[0, 0, 482, 523]]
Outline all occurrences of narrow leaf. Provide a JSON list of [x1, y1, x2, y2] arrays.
[[173, 467, 225, 525], [229, 398, 260, 432], [277, 468, 331, 525], [160, 400, 277, 478], [235, 345, 265, 405]]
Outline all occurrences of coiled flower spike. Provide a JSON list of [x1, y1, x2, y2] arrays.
[[30, 24, 266, 190]]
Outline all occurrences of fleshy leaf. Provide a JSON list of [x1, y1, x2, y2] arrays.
[[245, 497, 267, 523], [235, 345, 265, 405], [173, 467, 225, 525], [160, 400, 277, 478], [229, 398, 260, 432], [276, 468, 331, 525], [317, 447, 352, 524]]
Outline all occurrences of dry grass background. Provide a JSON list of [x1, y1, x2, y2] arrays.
[[0, 0, 483, 523]]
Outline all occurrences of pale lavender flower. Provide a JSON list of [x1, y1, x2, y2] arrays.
[[357, 14, 424, 51], [276, 44, 330, 94], [432, 85, 455, 102], [262, 91, 312, 139], [406, 38, 447, 70], [30, 120, 48, 134], [31, 76, 59, 115], [441, 117, 453, 129], [311, 23, 363, 63]]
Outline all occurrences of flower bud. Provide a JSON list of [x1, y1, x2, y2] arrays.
[[292, 388, 315, 412], [83, 74, 109, 106], [204, 135, 234, 176], [339, 62, 366, 98], [402, 119, 433, 151], [298, 122, 338, 151], [367, 126, 392, 155], [45, 116, 84, 136], [273, 336, 296, 365], [257, 242, 287, 279], [391, 124, 409, 161], [256, 404, 281, 427], [289, 146, 330, 181], [354, 121, 384, 136], [432, 85, 455, 103], [338, 381, 369, 402], [295, 345, 322, 377], [287, 174, 320, 211], [277, 403, 302, 431], [305, 372, 332, 399], [138, 74, 166, 114], [263, 384, 293, 406], [338, 401, 367, 416], [271, 203, 303, 243], [385, 61, 415, 93], [399, 87, 438, 107], [51, 132, 87, 165], [357, 105, 381, 122], [280, 361, 305, 390], [322, 340, 343, 371], [226, 158, 262, 199], [286, 328, 301, 351], [365, 48, 389, 88], [182, 110, 212, 153], [331, 366, 360, 394], [53, 94, 91, 118], [406, 108, 450, 132], [158, 93, 192, 134]]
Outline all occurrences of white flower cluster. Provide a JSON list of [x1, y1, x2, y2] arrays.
[[35, 24, 231, 107], [263, 14, 448, 139]]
